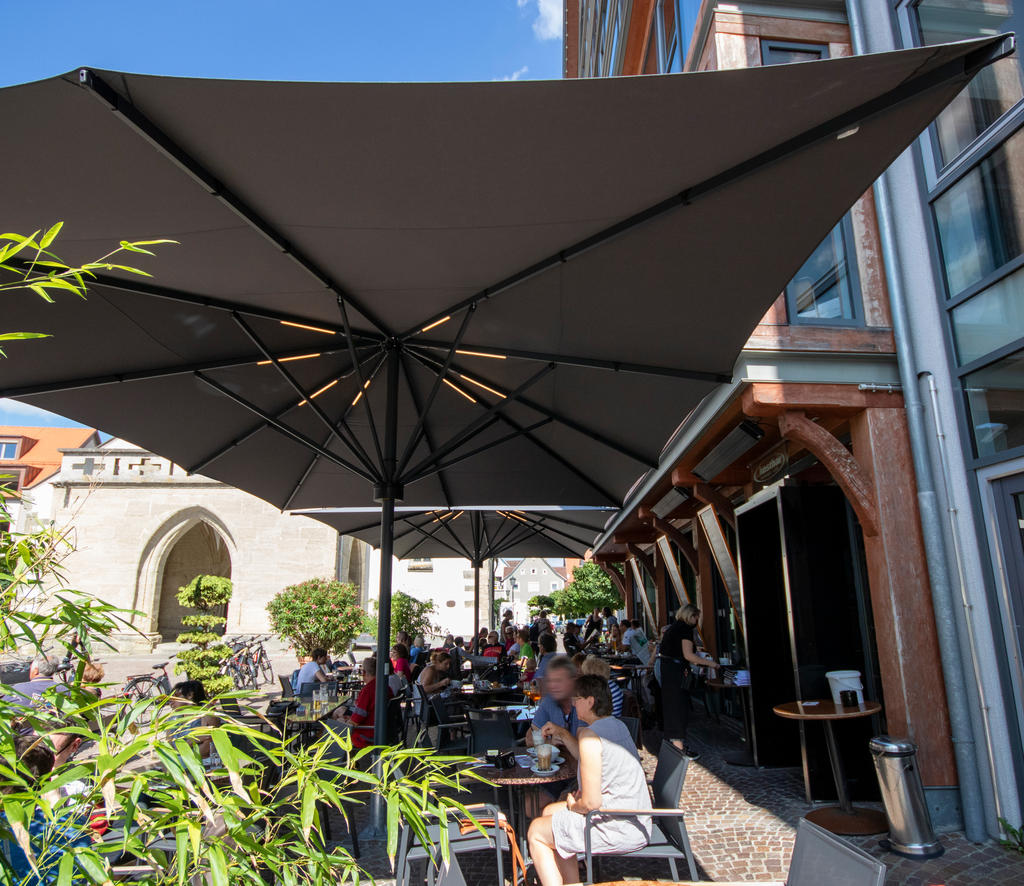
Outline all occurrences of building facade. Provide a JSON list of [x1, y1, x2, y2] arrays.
[[566, 0, 1023, 837], [497, 557, 574, 624], [22, 434, 369, 650]]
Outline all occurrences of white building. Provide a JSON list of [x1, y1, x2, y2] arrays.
[[15, 431, 370, 650], [497, 557, 574, 625]]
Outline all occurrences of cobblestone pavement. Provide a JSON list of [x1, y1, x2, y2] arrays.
[[330, 703, 1024, 884]]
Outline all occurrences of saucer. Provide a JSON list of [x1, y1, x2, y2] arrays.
[[530, 763, 561, 776]]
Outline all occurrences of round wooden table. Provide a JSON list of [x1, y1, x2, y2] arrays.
[[773, 699, 886, 835]]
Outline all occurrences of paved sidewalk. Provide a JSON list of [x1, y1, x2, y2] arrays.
[[332, 703, 1024, 884]]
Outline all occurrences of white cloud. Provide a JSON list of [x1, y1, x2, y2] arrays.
[[518, 0, 562, 41], [497, 65, 530, 81]]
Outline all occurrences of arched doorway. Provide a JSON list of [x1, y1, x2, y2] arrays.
[[157, 521, 232, 640]]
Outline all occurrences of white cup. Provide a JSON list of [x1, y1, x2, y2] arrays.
[[532, 727, 544, 746], [536, 743, 554, 772]]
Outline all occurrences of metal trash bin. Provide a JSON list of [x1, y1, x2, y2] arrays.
[[870, 736, 943, 859]]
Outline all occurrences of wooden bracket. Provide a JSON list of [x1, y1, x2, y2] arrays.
[[639, 508, 699, 574], [777, 409, 879, 537], [597, 562, 628, 603], [626, 543, 655, 578], [693, 483, 736, 529]]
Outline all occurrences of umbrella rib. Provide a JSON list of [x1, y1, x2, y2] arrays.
[[77, 69, 392, 338], [512, 511, 597, 550], [193, 370, 376, 483], [403, 418, 554, 486], [493, 517, 580, 560], [187, 350, 380, 476], [396, 306, 476, 477], [399, 351, 454, 507], [489, 513, 531, 554], [0, 343, 361, 399], [411, 348, 658, 468], [335, 295, 386, 470], [520, 510, 610, 534], [400, 362, 556, 482], [415, 338, 731, 384], [437, 510, 476, 561], [231, 312, 379, 476], [400, 513, 471, 561], [281, 353, 389, 510], [87, 272, 382, 345], [404, 349, 619, 505], [400, 42, 1008, 339]]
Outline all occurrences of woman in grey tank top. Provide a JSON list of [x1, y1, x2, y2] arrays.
[[528, 675, 652, 886]]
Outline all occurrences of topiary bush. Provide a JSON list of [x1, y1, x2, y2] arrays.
[[267, 577, 365, 657], [175, 574, 233, 695]]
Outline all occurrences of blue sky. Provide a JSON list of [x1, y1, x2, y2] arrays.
[[1, 0, 562, 429]]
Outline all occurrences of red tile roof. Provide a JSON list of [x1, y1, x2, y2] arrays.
[[0, 426, 99, 488]]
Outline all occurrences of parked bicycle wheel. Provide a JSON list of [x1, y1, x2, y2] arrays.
[[258, 652, 274, 686], [121, 676, 162, 727]]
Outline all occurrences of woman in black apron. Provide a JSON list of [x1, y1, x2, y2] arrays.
[[659, 603, 719, 759]]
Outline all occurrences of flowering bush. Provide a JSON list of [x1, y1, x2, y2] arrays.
[[267, 577, 365, 656]]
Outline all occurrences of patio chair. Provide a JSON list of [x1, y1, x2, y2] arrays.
[[278, 675, 295, 698], [394, 803, 510, 886], [619, 715, 641, 746], [465, 708, 517, 755], [427, 695, 470, 754], [582, 739, 698, 883]]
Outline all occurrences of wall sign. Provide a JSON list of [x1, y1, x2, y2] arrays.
[[753, 446, 788, 485]]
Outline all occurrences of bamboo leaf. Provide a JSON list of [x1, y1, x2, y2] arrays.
[[39, 222, 63, 249]]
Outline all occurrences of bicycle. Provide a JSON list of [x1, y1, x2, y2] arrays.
[[221, 638, 258, 691], [249, 634, 275, 687]]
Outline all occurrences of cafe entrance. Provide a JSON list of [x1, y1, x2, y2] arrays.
[[736, 481, 883, 803]]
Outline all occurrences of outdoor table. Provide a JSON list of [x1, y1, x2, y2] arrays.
[[773, 699, 886, 835], [609, 662, 652, 699], [287, 697, 341, 744], [475, 745, 575, 859]]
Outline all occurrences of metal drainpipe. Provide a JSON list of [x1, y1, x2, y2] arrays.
[[845, 0, 987, 843], [926, 372, 1004, 825]]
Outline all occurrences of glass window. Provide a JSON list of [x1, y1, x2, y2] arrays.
[[785, 221, 861, 323], [0, 442, 16, 459], [916, 0, 1023, 166], [952, 265, 1024, 363], [964, 347, 1024, 456], [761, 41, 827, 65], [933, 128, 1024, 296]]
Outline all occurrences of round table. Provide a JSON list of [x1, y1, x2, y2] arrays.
[[476, 747, 575, 857], [773, 699, 886, 835]]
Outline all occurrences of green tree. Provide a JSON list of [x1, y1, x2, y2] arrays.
[[384, 590, 441, 644], [175, 574, 233, 695], [267, 577, 365, 656], [527, 594, 555, 616], [551, 561, 621, 618]]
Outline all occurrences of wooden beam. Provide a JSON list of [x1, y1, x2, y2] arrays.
[[741, 382, 904, 418], [777, 409, 880, 537], [639, 509, 699, 575], [693, 483, 737, 529], [612, 527, 659, 545], [626, 543, 656, 578]]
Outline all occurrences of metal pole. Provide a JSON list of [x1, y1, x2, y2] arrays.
[[365, 344, 402, 840], [844, 0, 986, 842], [474, 560, 482, 636]]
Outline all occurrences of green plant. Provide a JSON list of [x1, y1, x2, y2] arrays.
[[267, 577, 365, 656], [0, 224, 174, 355], [0, 499, 487, 886], [527, 594, 556, 616], [175, 574, 233, 695], [1000, 817, 1024, 855], [551, 561, 621, 618], [386, 590, 441, 644]]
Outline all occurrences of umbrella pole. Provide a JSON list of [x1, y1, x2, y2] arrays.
[[473, 559, 481, 637], [365, 347, 402, 840]]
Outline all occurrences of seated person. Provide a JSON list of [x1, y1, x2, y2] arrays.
[[449, 637, 466, 677], [390, 643, 413, 683], [526, 657, 579, 747], [481, 631, 504, 658], [472, 627, 489, 655], [570, 652, 587, 671], [325, 656, 391, 749], [1, 735, 91, 886], [532, 632, 559, 686], [167, 680, 220, 758], [561, 622, 582, 657], [408, 636, 426, 666], [442, 634, 455, 650], [3, 655, 69, 710], [417, 651, 454, 698], [295, 648, 331, 694], [580, 656, 624, 718], [503, 625, 519, 654], [528, 676, 652, 886], [627, 620, 652, 665]]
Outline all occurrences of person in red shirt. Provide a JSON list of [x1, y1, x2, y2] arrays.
[[328, 656, 392, 749], [482, 630, 505, 658], [390, 643, 412, 683]]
